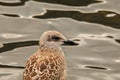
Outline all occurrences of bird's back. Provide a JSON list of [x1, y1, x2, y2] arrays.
[[23, 48, 66, 80]]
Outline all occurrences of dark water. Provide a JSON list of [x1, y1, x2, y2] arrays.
[[0, 0, 120, 80]]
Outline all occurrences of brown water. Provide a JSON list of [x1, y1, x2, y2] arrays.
[[0, 0, 120, 80]]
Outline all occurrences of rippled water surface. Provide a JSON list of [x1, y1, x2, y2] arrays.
[[0, 0, 120, 80]]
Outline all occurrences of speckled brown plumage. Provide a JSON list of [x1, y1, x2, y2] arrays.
[[23, 31, 67, 80]]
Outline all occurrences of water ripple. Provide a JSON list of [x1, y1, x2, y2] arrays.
[[0, 0, 29, 6], [0, 33, 25, 39], [0, 40, 38, 53], [1, 14, 19, 17], [0, 0, 102, 7], [84, 65, 108, 70], [33, 10, 120, 29]]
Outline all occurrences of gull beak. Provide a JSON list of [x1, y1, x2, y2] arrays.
[[62, 40, 79, 46]]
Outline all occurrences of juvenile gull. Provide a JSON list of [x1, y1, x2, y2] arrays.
[[23, 31, 78, 80]]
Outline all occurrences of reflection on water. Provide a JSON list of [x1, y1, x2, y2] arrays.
[[2, 14, 19, 17], [0, 0, 102, 6], [34, 0, 102, 6], [33, 10, 120, 29], [0, 40, 38, 53], [115, 39, 120, 44], [0, 0, 120, 80], [85, 65, 108, 70], [0, 0, 29, 6]]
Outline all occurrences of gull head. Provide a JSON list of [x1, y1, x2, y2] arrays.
[[39, 30, 78, 48]]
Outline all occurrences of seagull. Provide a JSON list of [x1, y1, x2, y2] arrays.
[[23, 30, 78, 80]]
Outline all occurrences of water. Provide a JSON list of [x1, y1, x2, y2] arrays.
[[0, 0, 120, 80]]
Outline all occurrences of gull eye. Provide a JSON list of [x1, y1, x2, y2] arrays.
[[51, 36, 61, 41]]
